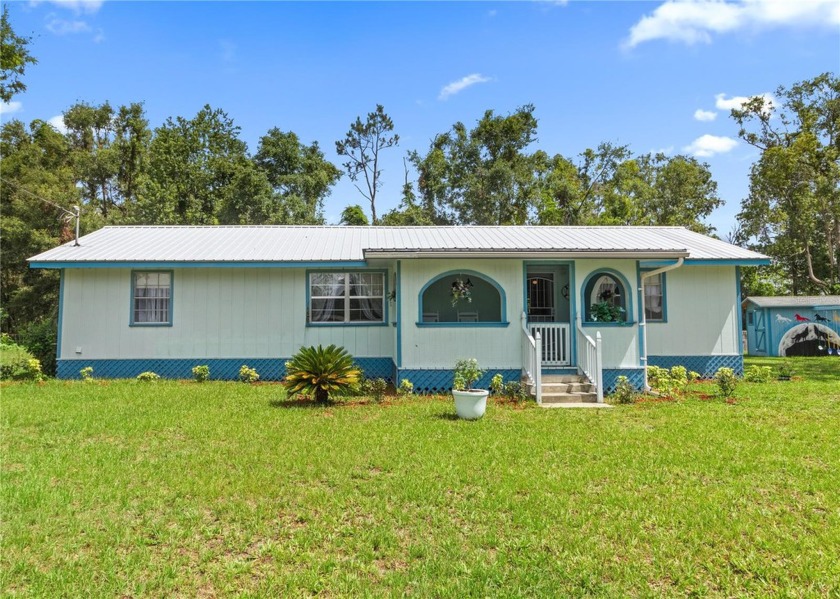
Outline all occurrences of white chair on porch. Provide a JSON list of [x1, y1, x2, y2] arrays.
[[422, 311, 439, 322], [457, 311, 479, 322]]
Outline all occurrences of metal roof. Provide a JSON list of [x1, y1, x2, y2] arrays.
[[743, 296, 840, 309], [28, 225, 770, 265]]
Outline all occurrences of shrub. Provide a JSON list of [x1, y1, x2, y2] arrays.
[[777, 361, 795, 379], [453, 359, 484, 391], [136, 371, 160, 382], [502, 381, 528, 402], [714, 367, 738, 398], [611, 376, 636, 404], [283, 344, 361, 403], [744, 365, 773, 383], [238, 365, 260, 384], [489, 373, 504, 395], [80, 366, 94, 381], [647, 365, 695, 398], [0, 341, 44, 382], [364, 378, 388, 402], [397, 379, 414, 396], [17, 318, 58, 376], [192, 365, 210, 383]]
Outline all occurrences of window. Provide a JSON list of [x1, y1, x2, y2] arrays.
[[583, 271, 628, 323], [308, 271, 385, 324], [131, 271, 172, 326], [747, 311, 754, 326], [643, 272, 665, 322], [419, 271, 504, 325]]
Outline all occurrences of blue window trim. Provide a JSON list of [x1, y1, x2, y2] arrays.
[[580, 268, 634, 325], [640, 267, 668, 323], [129, 270, 174, 327], [417, 269, 506, 327], [415, 321, 510, 328], [56, 269, 65, 359], [305, 268, 389, 327]]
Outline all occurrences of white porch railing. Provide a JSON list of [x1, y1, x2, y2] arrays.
[[529, 323, 570, 366], [575, 319, 604, 403], [521, 312, 542, 404]]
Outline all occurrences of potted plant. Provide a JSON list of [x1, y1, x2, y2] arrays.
[[451, 358, 488, 420], [450, 278, 473, 307], [590, 300, 626, 323]]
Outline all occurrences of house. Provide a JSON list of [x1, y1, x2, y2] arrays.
[[29, 225, 769, 399], [742, 296, 840, 357]]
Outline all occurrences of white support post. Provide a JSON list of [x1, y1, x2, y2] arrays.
[[535, 332, 542, 405], [595, 331, 604, 403]]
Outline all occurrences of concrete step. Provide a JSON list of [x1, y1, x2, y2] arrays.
[[541, 392, 598, 404], [530, 382, 594, 394], [539, 374, 588, 383]]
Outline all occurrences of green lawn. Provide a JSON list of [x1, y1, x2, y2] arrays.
[[2, 357, 839, 597]]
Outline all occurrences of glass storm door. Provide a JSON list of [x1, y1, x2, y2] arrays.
[[527, 274, 555, 322]]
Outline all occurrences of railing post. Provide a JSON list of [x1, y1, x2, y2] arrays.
[[535, 332, 542, 405], [595, 331, 603, 404]]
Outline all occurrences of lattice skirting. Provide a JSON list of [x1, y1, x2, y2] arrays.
[[56, 357, 396, 382], [647, 355, 744, 378], [602, 369, 646, 393], [397, 369, 521, 394]]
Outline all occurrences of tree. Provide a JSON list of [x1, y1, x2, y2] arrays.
[[137, 105, 273, 225], [0, 119, 80, 371], [339, 204, 369, 226], [411, 105, 540, 225], [335, 104, 399, 224], [60, 101, 151, 220], [0, 6, 37, 102], [733, 73, 840, 293], [254, 128, 341, 224]]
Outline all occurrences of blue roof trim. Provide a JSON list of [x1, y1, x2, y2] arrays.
[[29, 260, 370, 270], [640, 258, 771, 267]]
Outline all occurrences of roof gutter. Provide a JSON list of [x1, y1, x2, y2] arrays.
[[639, 257, 685, 392]]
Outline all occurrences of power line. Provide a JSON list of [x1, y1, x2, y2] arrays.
[[0, 178, 81, 245]]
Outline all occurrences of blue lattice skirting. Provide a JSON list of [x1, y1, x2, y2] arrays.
[[397, 369, 521, 394], [602, 369, 646, 393], [56, 357, 396, 382], [647, 355, 744, 377]]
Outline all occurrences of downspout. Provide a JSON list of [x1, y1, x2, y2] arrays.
[[640, 258, 684, 392]]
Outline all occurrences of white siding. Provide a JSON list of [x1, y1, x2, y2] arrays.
[[60, 268, 395, 360], [398, 259, 524, 369], [645, 266, 739, 355]]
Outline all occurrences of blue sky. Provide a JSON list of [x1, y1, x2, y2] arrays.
[[2, 0, 838, 233]]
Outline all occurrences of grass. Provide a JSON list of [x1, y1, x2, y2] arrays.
[[2, 357, 839, 597]]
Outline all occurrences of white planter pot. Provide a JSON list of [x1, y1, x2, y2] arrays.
[[452, 389, 489, 420]]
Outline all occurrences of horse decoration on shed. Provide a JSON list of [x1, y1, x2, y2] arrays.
[[778, 323, 840, 357]]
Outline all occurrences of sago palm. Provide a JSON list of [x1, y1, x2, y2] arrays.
[[283, 344, 361, 403]]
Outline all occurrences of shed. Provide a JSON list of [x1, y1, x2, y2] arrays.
[[742, 296, 840, 357]]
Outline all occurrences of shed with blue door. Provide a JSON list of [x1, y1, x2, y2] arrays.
[[742, 296, 840, 357]]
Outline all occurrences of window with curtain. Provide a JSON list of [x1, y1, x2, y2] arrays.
[[644, 272, 665, 322], [132, 271, 172, 325], [309, 272, 385, 324]]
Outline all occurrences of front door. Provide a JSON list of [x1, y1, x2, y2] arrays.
[[527, 269, 570, 366]]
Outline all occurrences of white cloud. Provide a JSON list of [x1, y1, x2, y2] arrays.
[[654, 145, 675, 155], [624, 0, 840, 48], [438, 73, 492, 101], [714, 91, 775, 113], [683, 134, 738, 157], [694, 109, 717, 121], [48, 115, 68, 134], [0, 101, 23, 116], [31, 0, 104, 14], [93, 28, 105, 43], [46, 16, 91, 34], [487, 9, 497, 17]]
